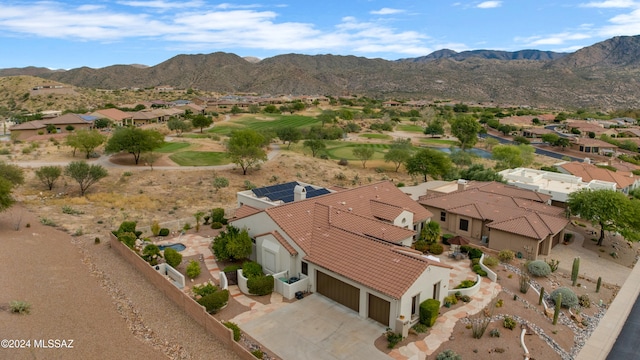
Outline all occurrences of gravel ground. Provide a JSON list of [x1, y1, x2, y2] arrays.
[[0, 206, 240, 360]]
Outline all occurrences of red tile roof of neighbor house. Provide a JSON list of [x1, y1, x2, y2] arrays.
[[92, 108, 132, 121], [9, 113, 91, 130], [572, 138, 617, 148], [560, 162, 637, 190], [420, 181, 567, 240]]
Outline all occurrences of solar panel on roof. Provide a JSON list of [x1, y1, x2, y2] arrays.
[[280, 195, 295, 203]]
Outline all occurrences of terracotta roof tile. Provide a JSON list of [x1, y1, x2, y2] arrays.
[[561, 162, 636, 190], [254, 231, 298, 256], [233, 204, 262, 220]]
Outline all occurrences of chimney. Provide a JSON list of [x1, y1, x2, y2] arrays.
[[294, 185, 306, 201], [457, 179, 469, 191]]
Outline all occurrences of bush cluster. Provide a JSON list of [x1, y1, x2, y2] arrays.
[[436, 349, 462, 360], [498, 249, 515, 262], [482, 256, 499, 268], [164, 248, 183, 268], [118, 232, 137, 249], [192, 283, 217, 297], [429, 243, 444, 255], [414, 240, 429, 253], [242, 262, 263, 278], [197, 289, 229, 314], [550, 287, 579, 308], [527, 260, 552, 277], [223, 321, 241, 341], [419, 299, 440, 327], [247, 275, 274, 296], [186, 260, 201, 279], [472, 264, 488, 277], [158, 228, 170, 236], [454, 279, 477, 289]]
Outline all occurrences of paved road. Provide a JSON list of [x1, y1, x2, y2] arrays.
[[606, 292, 640, 360]]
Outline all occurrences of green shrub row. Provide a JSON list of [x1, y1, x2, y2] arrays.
[[247, 275, 274, 296], [223, 321, 241, 341], [197, 289, 229, 314]]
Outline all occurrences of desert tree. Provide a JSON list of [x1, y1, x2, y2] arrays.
[[64, 161, 108, 196], [190, 114, 213, 133], [0, 162, 25, 214], [226, 129, 267, 175], [405, 148, 452, 182], [167, 118, 192, 136], [303, 139, 326, 158], [35, 165, 62, 190], [213, 176, 229, 192], [65, 129, 106, 159], [492, 144, 535, 170], [567, 189, 640, 245], [450, 115, 482, 150], [352, 146, 374, 168], [105, 127, 164, 164], [140, 152, 161, 170], [384, 138, 412, 172], [276, 127, 302, 149]]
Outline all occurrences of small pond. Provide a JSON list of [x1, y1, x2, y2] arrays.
[[426, 146, 492, 159], [159, 243, 186, 252]]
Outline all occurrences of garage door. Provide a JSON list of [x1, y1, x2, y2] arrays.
[[368, 293, 390, 327], [316, 271, 360, 312]]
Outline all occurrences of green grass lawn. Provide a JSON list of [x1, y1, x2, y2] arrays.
[[359, 133, 392, 140], [168, 151, 230, 166], [324, 142, 390, 160], [155, 142, 191, 153], [397, 124, 424, 132], [182, 133, 211, 139], [208, 114, 320, 135]]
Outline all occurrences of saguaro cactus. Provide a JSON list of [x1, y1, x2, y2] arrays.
[[571, 257, 580, 286], [553, 293, 562, 325], [596, 277, 602, 293], [539, 287, 545, 306]]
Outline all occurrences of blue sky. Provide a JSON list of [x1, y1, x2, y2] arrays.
[[1, 0, 639, 69]]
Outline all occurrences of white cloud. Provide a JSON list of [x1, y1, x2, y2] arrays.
[[598, 8, 640, 35], [516, 32, 592, 46], [370, 8, 405, 15], [580, 0, 639, 8], [477, 1, 502, 9], [117, 0, 204, 9]]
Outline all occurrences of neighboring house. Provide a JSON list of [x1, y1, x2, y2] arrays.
[[177, 103, 206, 115], [557, 162, 640, 194], [419, 181, 569, 260], [570, 138, 617, 156], [128, 111, 160, 126], [565, 120, 616, 137], [91, 108, 133, 127], [616, 128, 640, 138], [522, 128, 555, 139], [8, 113, 96, 140], [230, 181, 451, 332], [499, 167, 617, 206]]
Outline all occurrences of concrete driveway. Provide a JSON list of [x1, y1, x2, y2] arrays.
[[240, 294, 391, 360]]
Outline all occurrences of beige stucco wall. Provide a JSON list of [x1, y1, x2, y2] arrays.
[[489, 231, 541, 260]]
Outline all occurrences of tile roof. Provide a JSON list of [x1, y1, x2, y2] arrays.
[[560, 162, 637, 190], [420, 181, 567, 240], [572, 138, 617, 148], [9, 113, 92, 130], [233, 204, 263, 220], [236, 181, 442, 298], [92, 108, 132, 121], [304, 204, 449, 299]]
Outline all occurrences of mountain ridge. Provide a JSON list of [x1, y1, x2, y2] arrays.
[[2, 35, 640, 110]]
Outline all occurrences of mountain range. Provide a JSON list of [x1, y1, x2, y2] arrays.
[[2, 35, 640, 110]]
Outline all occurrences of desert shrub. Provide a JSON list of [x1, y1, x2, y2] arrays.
[[247, 275, 274, 296], [251, 349, 264, 359], [385, 329, 403, 349], [211, 222, 223, 229], [211, 207, 227, 224], [459, 295, 471, 302], [115, 221, 137, 235], [490, 328, 501, 337], [242, 261, 263, 278], [442, 233, 454, 245], [338, 158, 348, 166], [498, 249, 515, 263], [527, 260, 552, 277], [197, 289, 229, 314], [158, 228, 170, 236], [142, 244, 161, 263], [183, 223, 192, 231], [420, 299, 440, 326], [443, 295, 457, 306], [164, 248, 183, 268], [471, 258, 480, 266], [151, 221, 161, 236], [579, 294, 591, 308], [62, 205, 84, 215], [550, 287, 579, 308], [10, 300, 31, 314], [186, 260, 201, 279], [503, 316, 517, 330], [118, 232, 136, 249], [412, 323, 429, 333], [223, 321, 241, 341], [467, 247, 483, 259], [455, 279, 477, 289], [483, 256, 499, 268], [436, 349, 462, 360], [192, 283, 217, 297], [429, 243, 444, 255], [414, 240, 429, 253]]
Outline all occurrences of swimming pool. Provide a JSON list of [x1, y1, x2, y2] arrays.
[[158, 243, 186, 252]]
